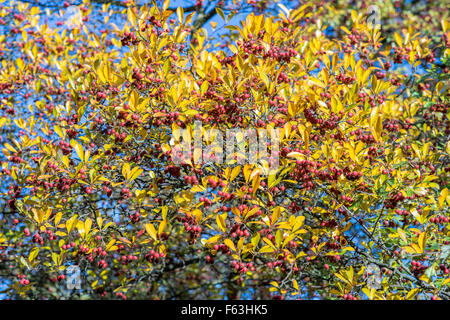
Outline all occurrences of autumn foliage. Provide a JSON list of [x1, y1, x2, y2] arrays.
[[0, 0, 449, 300]]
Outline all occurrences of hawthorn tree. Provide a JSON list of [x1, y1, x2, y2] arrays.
[[0, 0, 449, 300]]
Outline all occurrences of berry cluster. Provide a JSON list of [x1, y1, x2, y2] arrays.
[[231, 260, 255, 273], [384, 191, 406, 209], [145, 249, 163, 263]]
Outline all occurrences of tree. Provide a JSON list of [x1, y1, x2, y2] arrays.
[[0, 0, 448, 300]]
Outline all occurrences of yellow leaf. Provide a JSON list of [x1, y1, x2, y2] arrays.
[[161, 206, 168, 220], [260, 71, 269, 89], [216, 214, 226, 232], [163, 59, 171, 77], [406, 288, 420, 300], [207, 235, 221, 245], [158, 219, 167, 235], [418, 232, 427, 252], [97, 216, 103, 229], [411, 243, 422, 254], [106, 239, 116, 251], [259, 245, 275, 253], [72, 141, 84, 162], [394, 33, 403, 47], [54, 212, 63, 226], [292, 216, 305, 232], [442, 278, 450, 286], [263, 237, 277, 249], [251, 233, 260, 248], [66, 215, 78, 233], [370, 106, 383, 142], [230, 166, 241, 182], [145, 223, 157, 241], [192, 209, 203, 224], [334, 272, 349, 284], [84, 218, 92, 236], [438, 188, 448, 209], [345, 266, 354, 284], [127, 7, 136, 26], [293, 279, 299, 291], [340, 26, 351, 35], [243, 164, 252, 183], [271, 207, 281, 225], [252, 173, 260, 197], [224, 238, 236, 252], [244, 206, 259, 220], [28, 247, 39, 263], [362, 287, 375, 300], [403, 246, 416, 254], [129, 166, 143, 182], [237, 237, 244, 252], [176, 6, 184, 23], [122, 163, 130, 179]]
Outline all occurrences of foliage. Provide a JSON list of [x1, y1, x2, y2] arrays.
[[0, 0, 449, 300]]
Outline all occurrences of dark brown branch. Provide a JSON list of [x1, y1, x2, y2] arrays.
[[191, 7, 217, 33]]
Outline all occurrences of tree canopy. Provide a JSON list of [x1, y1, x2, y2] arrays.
[[0, 0, 449, 300]]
